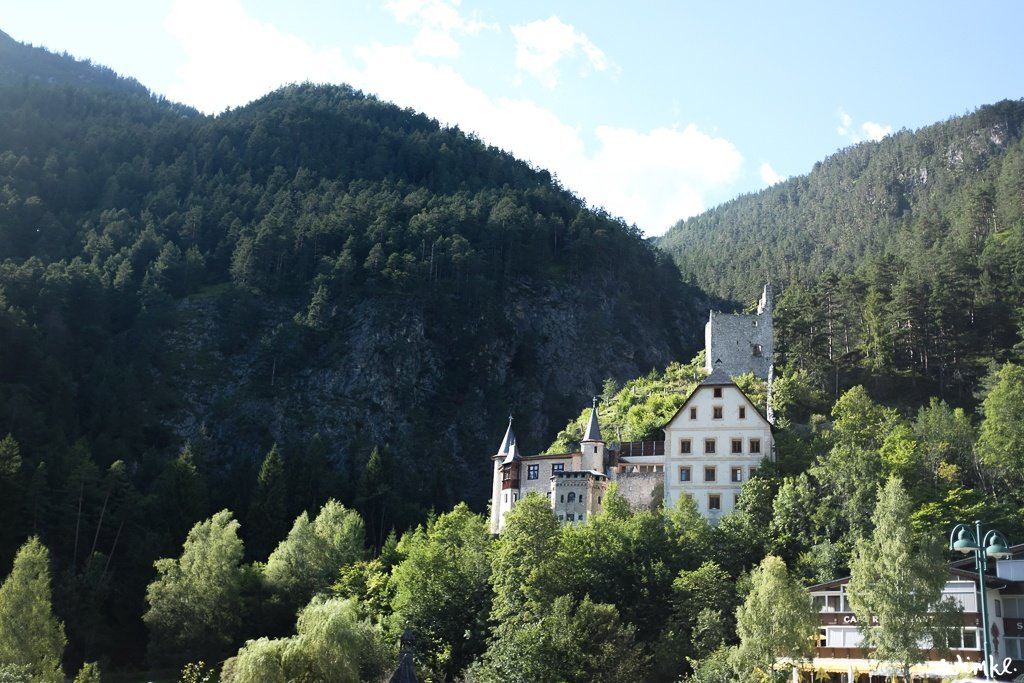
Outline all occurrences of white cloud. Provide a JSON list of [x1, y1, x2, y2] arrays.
[[759, 162, 784, 186], [860, 120, 892, 141], [837, 108, 892, 143], [386, 0, 495, 58], [164, 0, 354, 113], [511, 16, 613, 89], [162, 1, 740, 236]]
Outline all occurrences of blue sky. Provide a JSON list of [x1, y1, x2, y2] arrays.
[[5, 1, 1023, 235]]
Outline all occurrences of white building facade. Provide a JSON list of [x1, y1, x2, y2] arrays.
[[663, 367, 774, 523]]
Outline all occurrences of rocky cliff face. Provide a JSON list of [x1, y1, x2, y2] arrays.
[[162, 274, 702, 515]]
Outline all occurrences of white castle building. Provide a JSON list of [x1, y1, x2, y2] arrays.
[[488, 284, 778, 534]]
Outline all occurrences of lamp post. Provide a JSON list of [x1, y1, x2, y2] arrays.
[[949, 521, 1013, 679]]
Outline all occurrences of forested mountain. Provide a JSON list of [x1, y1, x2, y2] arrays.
[[0, 31, 704, 666], [660, 101, 1024, 404]]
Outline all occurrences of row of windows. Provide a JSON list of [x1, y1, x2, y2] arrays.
[[526, 462, 564, 480], [689, 403, 747, 420], [679, 465, 758, 483], [680, 438, 761, 455], [558, 513, 584, 522]]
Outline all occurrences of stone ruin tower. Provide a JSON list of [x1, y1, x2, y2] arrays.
[[705, 283, 774, 380]]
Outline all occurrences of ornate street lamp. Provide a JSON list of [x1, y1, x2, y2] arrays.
[[949, 521, 1013, 679]]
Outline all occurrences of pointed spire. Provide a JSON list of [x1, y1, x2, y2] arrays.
[[502, 438, 521, 465], [582, 397, 602, 442], [496, 415, 516, 457]]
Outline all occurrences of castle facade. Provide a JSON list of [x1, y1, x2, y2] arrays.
[[489, 284, 776, 533]]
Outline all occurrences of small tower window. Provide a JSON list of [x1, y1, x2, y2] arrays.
[[568, 492, 577, 503], [752, 344, 763, 357]]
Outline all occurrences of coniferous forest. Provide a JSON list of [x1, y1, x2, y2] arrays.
[[2, 27, 1024, 683]]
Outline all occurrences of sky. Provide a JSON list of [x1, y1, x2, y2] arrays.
[[4, 1, 1024, 236]]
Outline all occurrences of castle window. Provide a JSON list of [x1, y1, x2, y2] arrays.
[[713, 387, 723, 398], [713, 406, 723, 419], [731, 467, 743, 482], [568, 492, 576, 503], [731, 439, 743, 454], [560, 494, 564, 503], [566, 513, 574, 522], [752, 344, 763, 357], [704, 439, 716, 454], [704, 466, 716, 482], [527, 464, 539, 480], [739, 406, 746, 419], [750, 439, 761, 454], [593, 445, 598, 453], [708, 494, 721, 511], [679, 466, 691, 482], [680, 439, 691, 454], [512, 493, 518, 502], [504, 493, 508, 503], [690, 407, 697, 420], [552, 463, 564, 474]]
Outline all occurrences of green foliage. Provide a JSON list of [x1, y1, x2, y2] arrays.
[[735, 555, 816, 682], [661, 101, 1024, 404], [247, 444, 288, 561], [547, 354, 710, 452], [73, 662, 102, 683], [228, 597, 388, 683], [488, 493, 561, 623], [475, 595, 647, 683], [0, 538, 65, 683], [143, 510, 245, 665], [847, 477, 960, 681], [264, 499, 366, 612], [977, 363, 1024, 489], [389, 503, 491, 680]]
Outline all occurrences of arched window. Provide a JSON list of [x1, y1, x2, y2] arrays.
[[567, 492, 577, 503]]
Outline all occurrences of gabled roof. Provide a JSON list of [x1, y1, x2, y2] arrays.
[[701, 366, 732, 386], [582, 399, 602, 442], [496, 416, 515, 457], [661, 371, 771, 430]]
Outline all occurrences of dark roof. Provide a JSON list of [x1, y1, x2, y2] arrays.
[[495, 416, 515, 457], [582, 404, 603, 442], [501, 440, 521, 465], [388, 652, 418, 683], [701, 367, 733, 386]]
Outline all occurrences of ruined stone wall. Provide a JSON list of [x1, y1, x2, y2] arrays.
[[704, 285, 773, 379], [612, 471, 662, 510]]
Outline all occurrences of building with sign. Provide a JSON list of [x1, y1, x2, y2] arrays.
[[798, 551, 1024, 681]]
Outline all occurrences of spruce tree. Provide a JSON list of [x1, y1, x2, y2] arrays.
[[0, 537, 66, 683]]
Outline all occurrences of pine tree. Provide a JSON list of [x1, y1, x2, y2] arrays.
[[0, 537, 66, 683], [248, 444, 288, 560]]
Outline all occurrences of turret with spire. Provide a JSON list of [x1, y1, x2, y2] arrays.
[[490, 415, 519, 534], [580, 397, 606, 473]]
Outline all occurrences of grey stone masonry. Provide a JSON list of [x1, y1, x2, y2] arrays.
[[705, 284, 773, 380]]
